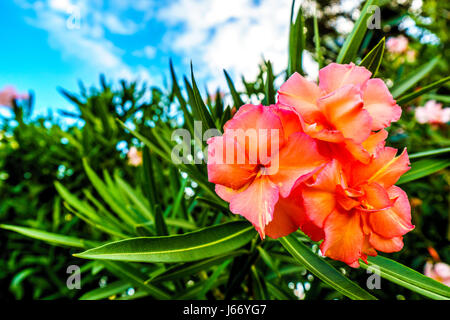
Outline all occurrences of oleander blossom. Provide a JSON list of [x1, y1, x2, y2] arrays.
[[207, 62, 414, 267], [386, 35, 409, 54], [424, 262, 450, 287], [278, 63, 401, 164], [415, 100, 450, 124], [127, 147, 142, 166], [0, 86, 29, 108], [300, 147, 413, 267], [207, 104, 328, 239]]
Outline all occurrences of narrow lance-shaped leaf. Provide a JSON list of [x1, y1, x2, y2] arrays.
[[397, 158, 450, 185], [264, 60, 276, 105], [74, 221, 256, 263], [198, 259, 232, 299], [101, 261, 170, 300], [79, 280, 130, 300], [224, 69, 244, 108], [359, 37, 385, 76], [391, 56, 440, 98], [288, 2, 305, 76], [190, 63, 217, 130], [0, 224, 98, 249], [396, 76, 450, 105], [142, 145, 157, 210], [154, 205, 169, 236], [336, 0, 377, 64], [361, 255, 450, 300], [423, 93, 450, 104], [279, 234, 377, 300], [149, 250, 247, 284], [169, 59, 194, 134], [82, 158, 139, 226], [409, 147, 450, 160], [313, 13, 322, 69]]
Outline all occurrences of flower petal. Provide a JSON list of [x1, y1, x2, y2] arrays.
[[334, 130, 388, 165], [271, 104, 303, 140], [361, 129, 388, 155], [351, 147, 410, 188], [302, 160, 340, 228], [268, 132, 328, 197], [319, 63, 371, 93], [278, 72, 322, 123], [265, 187, 306, 239], [215, 184, 240, 202], [301, 220, 325, 242], [369, 186, 414, 238], [318, 84, 372, 143], [207, 135, 257, 189], [369, 233, 404, 253], [362, 79, 402, 130], [224, 104, 285, 164], [361, 182, 393, 211], [321, 209, 364, 266], [229, 176, 279, 239]]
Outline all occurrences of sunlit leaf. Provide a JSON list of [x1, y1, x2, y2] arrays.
[[361, 256, 450, 300], [74, 221, 256, 263], [397, 158, 449, 184], [279, 234, 377, 300], [336, 0, 377, 64]]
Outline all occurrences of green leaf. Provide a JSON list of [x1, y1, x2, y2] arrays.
[[423, 93, 450, 104], [224, 69, 244, 108], [74, 221, 256, 263], [257, 246, 281, 278], [313, 13, 322, 69], [361, 256, 450, 300], [154, 205, 168, 236], [188, 63, 217, 130], [169, 59, 194, 134], [0, 224, 96, 249], [264, 60, 275, 105], [150, 250, 246, 284], [397, 159, 450, 184], [279, 234, 377, 300], [82, 158, 139, 226], [359, 37, 385, 76], [391, 56, 440, 98], [396, 76, 450, 105], [174, 275, 228, 300], [267, 281, 296, 300], [288, 2, 305, 76], [79, 280, 130, 300], [336, 0, 377, 64], [101, 261, 170, 300], [195, 196, 229, 212], [114, 174, 154, 223], [198, 259, 232, 298], [409, 147, 450, 160]]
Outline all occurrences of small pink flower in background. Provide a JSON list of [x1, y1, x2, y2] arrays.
[[406, 49, 417, 62], [127, 147, 142, 166], [386, 35, 409, 54], [415, 100, 450, 124], [424, 262, 450, 287], [0, 86, 29, 108]]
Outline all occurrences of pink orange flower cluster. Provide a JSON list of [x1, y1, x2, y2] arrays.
[[0, 86, 29, 108], [207, 63, 414, 267]]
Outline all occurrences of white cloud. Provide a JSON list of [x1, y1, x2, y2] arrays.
[[102, 14, 140, 35], [157, 0, 318, 91], [132, 46, 157, 59], [17, 0, 156, 85]]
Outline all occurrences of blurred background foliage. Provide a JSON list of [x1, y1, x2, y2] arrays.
[[0, 0, 448, 300]]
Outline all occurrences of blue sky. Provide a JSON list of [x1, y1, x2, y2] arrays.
[[0, 0, 324, 118]]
